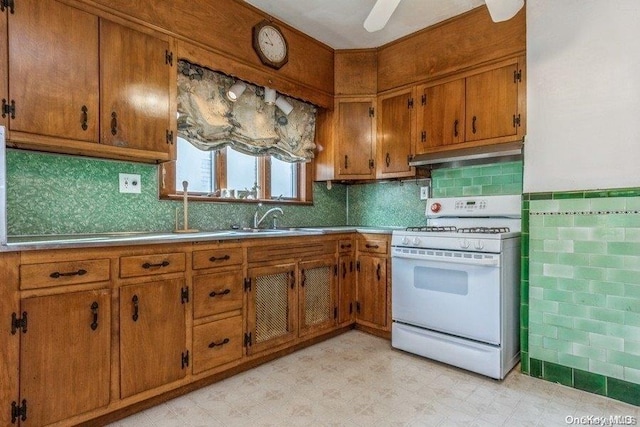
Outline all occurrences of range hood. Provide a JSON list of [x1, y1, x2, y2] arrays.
[[409, 141, 523, 168]]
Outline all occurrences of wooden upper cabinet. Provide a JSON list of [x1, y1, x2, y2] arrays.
[[377, 88, 416, 178], [7, 0, 99, 142], [20, 290, 110, 426], [336, 98, 376, 179], [465, 63, 519, 142], [417, 59, 524, 154], [417, 79, 465, 154], [120, 279, 187, 398], [100, 20, 173, 155], [0, 10, 8, 131]]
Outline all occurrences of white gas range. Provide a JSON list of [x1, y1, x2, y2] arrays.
[[391, 194, 521, 379]]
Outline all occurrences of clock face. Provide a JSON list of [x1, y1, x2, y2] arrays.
[[258, 26, 287, 63]]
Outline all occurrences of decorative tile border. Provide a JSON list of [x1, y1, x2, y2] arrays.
[[521, 188, 640, 407]]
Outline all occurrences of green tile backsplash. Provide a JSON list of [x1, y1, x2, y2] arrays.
[[431, 161, 523, 197], [6, 149, 347, 235], [523, 190, 640, 406]]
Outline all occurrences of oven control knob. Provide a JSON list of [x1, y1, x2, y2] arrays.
[[412, 237, 421, 246], [474, 240, 485, 250], [430, 202, 442, 213], [459, 239, 470, 249], [402, 237, 410, 245]]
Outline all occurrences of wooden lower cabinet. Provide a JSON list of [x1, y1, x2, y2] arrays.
[[193, 315, 244, 374], [19, 289, 111, 426], [298, 257, 337, 336], [356, 254, 388, 328], [246, 263, 297, 355], [119, 278, 187, 398], [338, 253, 356, 324]]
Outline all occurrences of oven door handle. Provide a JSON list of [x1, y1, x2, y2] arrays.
[[392, 252, 500, 267]]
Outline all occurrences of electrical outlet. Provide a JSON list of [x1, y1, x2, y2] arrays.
[[420, 186, 430, 200], [119, 173, 141, 194]]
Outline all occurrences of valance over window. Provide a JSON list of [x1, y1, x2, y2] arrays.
[[177, 60, 317, 162]]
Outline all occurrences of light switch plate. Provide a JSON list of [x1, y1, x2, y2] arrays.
[[420, 186, 430, 200], [119, 173, 141, 194]]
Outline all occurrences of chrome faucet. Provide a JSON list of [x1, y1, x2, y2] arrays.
[[253, 203, 284, 229]]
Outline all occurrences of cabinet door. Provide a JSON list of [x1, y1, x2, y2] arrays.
[[338, 254, 355, 324], [356, 254, 387, 328], [246, 263, 297, 355], [20, 290, 110, 426], [299, 258, 336, 336], [417, 79, 465, 154], [8, 0, 99, 142], [465, 64, 519, 142], [120, 279, 186, 398], [100, 20, 172, 153], [377, 89, 415, 178], [336, 98, 375, 179], [0, 10, 7, 131]]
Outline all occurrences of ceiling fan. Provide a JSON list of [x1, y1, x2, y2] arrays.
[[363, 0, 525, 33]]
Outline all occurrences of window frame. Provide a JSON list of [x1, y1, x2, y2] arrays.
[[160, 144, 313, 205]]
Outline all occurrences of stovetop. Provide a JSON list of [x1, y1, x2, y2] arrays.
[[405, 226, 512, 234]]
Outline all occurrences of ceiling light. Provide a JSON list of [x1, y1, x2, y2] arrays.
[[275, 96, 293, 116], [227, 81, 246, 102], [264, 87, 276, 105], [485, 0, 524, 23]]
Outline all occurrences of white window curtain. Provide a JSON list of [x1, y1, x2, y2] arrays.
[[177, 60, 316, 162]]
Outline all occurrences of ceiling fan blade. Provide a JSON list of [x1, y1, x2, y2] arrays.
[[485, 0, 524, 22], [364, 0, 402, 33]]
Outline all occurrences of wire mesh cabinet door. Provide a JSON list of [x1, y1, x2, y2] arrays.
[[246, 263, 297, 355], [298, 257, 337, 337]]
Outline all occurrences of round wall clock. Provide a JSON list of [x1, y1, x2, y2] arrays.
[[252, 20, 289, 70]]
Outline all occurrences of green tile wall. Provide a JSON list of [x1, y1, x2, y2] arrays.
[[523, 189, 640, 406], [346, 180, 429, 227], [431, 161, 523, 197], [6, 150, 347, 235]]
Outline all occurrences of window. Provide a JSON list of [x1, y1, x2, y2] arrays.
[[174, 137, 308, 202]]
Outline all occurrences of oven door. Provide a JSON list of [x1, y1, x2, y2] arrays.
[[392, 247, 501, 345]]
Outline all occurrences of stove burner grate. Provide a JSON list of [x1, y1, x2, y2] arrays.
[[405, 226, 457, 232], [457, 227, 510, 234]]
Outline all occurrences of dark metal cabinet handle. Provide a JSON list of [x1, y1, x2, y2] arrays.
[[81, 105, 88, 131], [142, 260, 170, 269], [340, 243, 352, 249], [209, 255, 230, 262], [342, 262, 346, 279], [472, 116, 477, 134], [132, 295, 139, 322], [208, 338, 230, 348], [344, 155, 349, 169], [376, 264, 381, 281], [301, 270, 306, 287], [365, 244, 379, 249], [289, 271, 295, 289], [110, 111, 118, 135], [454, 119, 459, 137], [385, 153, 391, 167], [50, 269, 87, 279], [209, 289, 231, 298], [90, 302, 99, 331]]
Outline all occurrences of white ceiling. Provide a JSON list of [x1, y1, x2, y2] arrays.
[[244, 0, 486, 49]]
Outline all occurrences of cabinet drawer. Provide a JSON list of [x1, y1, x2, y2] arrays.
[[120, 253, 185, 278], [338, 239, 354, 253], [193, 271, 243, 318], [20, 259, 110, 290], [358, 237, 388, 255], [193, 247, 243, 270], [193, 315, 243, 374]]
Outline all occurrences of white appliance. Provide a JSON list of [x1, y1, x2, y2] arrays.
[[391, 195, 521, 379]]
